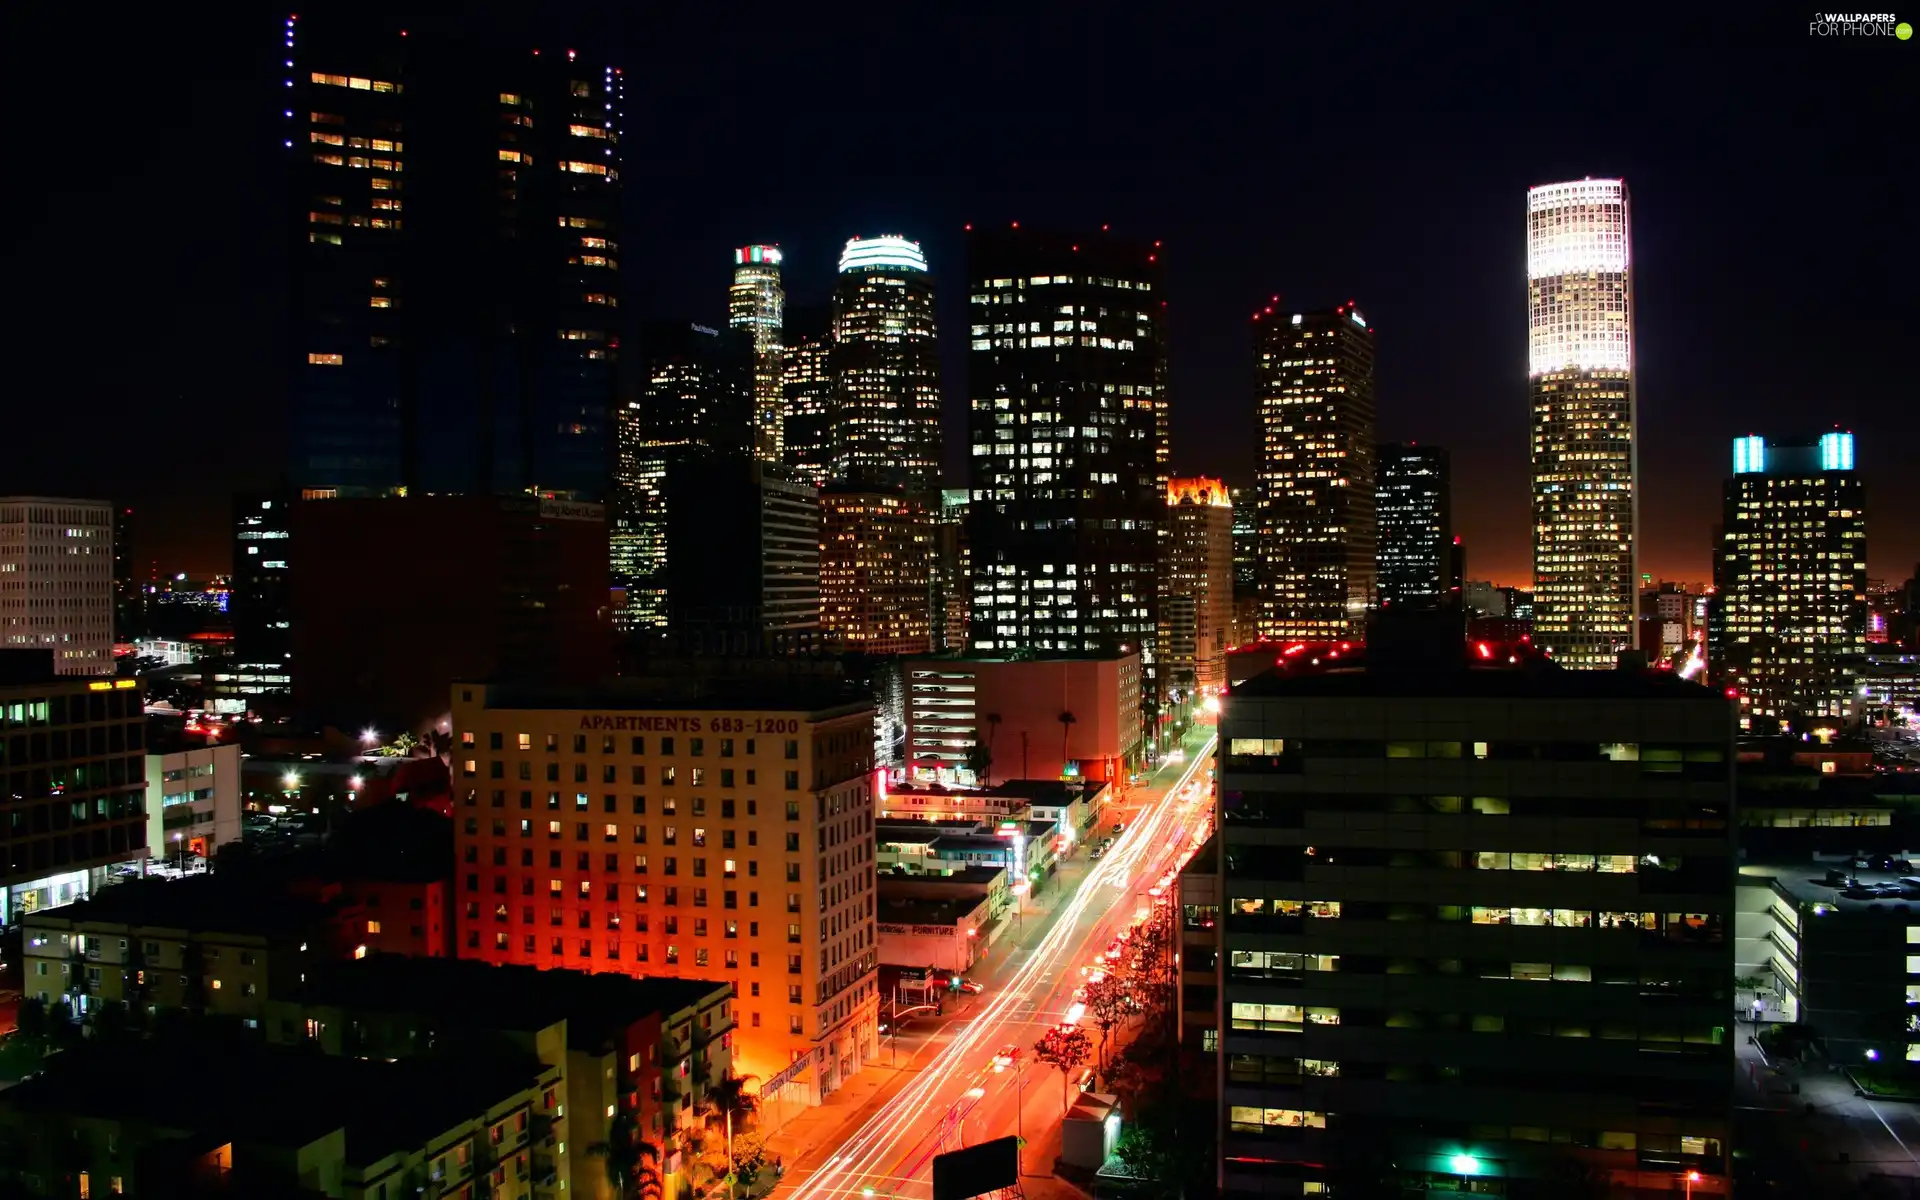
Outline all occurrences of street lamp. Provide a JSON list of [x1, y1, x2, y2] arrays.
[[1686, 1170, 1702, 1199]]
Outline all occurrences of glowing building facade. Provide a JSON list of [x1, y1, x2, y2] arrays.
[[1713, 432, 1867, 731], [819, 488, 935, 656], [1254, 306, 1377, 640], [0, 498, 116, 675], [963, 226, 1167, 738], [830, 236, 941, 493], [1162, 478, 1234, 698], [729, 245, 786, 464], [1528, 179, 1636, 669], [1376, 443, 1453, 609]]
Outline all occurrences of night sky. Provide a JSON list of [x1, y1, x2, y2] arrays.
[[2, 6, 1912, 587]]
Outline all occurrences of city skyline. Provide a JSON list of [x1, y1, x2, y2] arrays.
[[0, 9, 1911, 589]]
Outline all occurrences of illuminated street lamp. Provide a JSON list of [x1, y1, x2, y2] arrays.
[[282, 771, 301, 792], [1449, 1153, 1481, 1176], [361, 727, 380, 745], [1685, 1170, 1702, 1199]]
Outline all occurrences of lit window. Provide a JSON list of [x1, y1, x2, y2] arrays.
[[367, 920, 382, 934], [308, 353, 344, 366], [562, 160, 608, 176], [569, 123, 609, 139], [559, 329, 604, 341], [313, 153, 345, 167], [308, 211, 343, 225], [583, 292, 614, 306], [370, 297, 392, 308], [309, 131, 344, 146], [501, 93, 523, 106], [499, 149, 524, 163]]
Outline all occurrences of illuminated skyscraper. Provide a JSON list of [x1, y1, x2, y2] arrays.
[[965, 226, 1166, 732], [1528, 179, 1636, 668], [1376, 443, 1453, 609], [1162, 478, 1234, 698], [729, 245, 786, 464], [1713, 432, 1867, 731], [830, 236, 941, 493], [285, 18, 624, 500], [819, 486, 935, 655], [780, 303, 834, 489], [1254, 305, 1377, 640]]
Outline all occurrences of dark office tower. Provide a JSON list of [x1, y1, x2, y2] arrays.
[[781, 303, 835, 489], [285, 17, 624, 500], [1229, 486, 1258, 589], [1254, 305, 1377, 640], [111, 505, 139, 641], [1217, 635, 1734, 1197], [965, 225, 1166, 729], [663, 458, 819, 634], [830, 236, 941, 493], [217, 490, 296, 714], [1528, 180, 1636, 669], [1375, 443, 1453, 609], [933, 489, 970, 651], [1714, 432, 1867, 733]]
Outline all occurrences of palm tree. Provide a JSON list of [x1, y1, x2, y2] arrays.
[[586, 1104, 663, 1200], [1058, 711, 1078, 776], [984, 713, 1003, 785], [699, 1074, 758, 1194]]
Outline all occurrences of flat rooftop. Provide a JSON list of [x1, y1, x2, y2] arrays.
[[1231, 655, 1722, 702], [466, 678, 871, 718], [878, 897, 981, 926], [891, 778, 1105, 804], [1742, 861, 1920, 915], [3, 1036, 545, 1167], [29, 875, 337, 937], [298, 953, 732, 1045], [877, 865, 1004, 888]]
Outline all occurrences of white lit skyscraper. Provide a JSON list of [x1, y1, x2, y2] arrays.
[[1528, 178, 1636, 669], [729, 245, 785, 464], [830, 235, 941, 494]]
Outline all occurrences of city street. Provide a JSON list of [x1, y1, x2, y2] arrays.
[[770, 727, 1218, 1200]]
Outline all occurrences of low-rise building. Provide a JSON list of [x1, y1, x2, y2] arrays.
[[21, 874, 356, 1022], [877, 817, 1054, 885], [876, 894, 992, 974], [0, 653, 149, 923], [0, 1035, 555, 1199], [266, 954, 735, 1200], [146, 739, 242, 866], [903, 653, 1143, 786], [877, 864, 1009, 921]]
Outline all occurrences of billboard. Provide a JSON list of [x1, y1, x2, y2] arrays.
[[931, 1136, 1018, 1200]]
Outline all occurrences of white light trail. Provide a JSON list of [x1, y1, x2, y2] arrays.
[[783, 737, 1217, 1200]]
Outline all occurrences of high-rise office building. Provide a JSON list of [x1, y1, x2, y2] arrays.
[[781, 303, 835, 490], [730, 245, 786, 464], [450, 679, 880, 1099], [1162, 478, 1234, 698], [660, 458, 820, 635], [1376, 443, 1453, 609], [1229, 486, 1258, 590], [111, 506, 139, 642], [0, 498, 115, 676], [830, 236, 941, 493], [965, 226, 1167, 732], [1713, 432, 1867, 731], [1254, 305, 1377, 640], [286, 16, 624, 500], [1216, 628, 1733, 1196], [1528, 179, 1636, 669], [819, 487, 935, 656]]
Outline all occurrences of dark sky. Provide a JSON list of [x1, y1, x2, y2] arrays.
[[2, 6, 1913, 587]]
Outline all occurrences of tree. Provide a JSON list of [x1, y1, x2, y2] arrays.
[[1084, 974, 1131, 1078], [1034, 1026, 1093, 1115], [586, 1103, 662, 1200], [984, 713, 1003, 784], [964, 743, 993, 785], [377, 731, 422, 758], [1058, 711, 1079, 775], [701, 1073, 759, 1133]]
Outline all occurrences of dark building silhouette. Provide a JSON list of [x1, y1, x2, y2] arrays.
[[1376, 443, 1453, 609]]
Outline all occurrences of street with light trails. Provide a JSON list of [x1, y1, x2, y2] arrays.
[[777, 731, 1217, 1200]]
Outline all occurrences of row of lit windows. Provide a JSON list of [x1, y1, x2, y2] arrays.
[[310, 73, 400, 93]]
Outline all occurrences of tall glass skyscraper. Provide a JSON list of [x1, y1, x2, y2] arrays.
[[780, 303, 834, 489], [1713, 432, 1867, 731], [729, 245, 785, 464], [1254, 305, 1377, 640], [830, 236, 941, 493], [285, 17, 624, 500], [1375, 442, 1453, 608], [1528, 179, 1635, 668]]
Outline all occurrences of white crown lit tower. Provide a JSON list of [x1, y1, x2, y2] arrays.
[[1527, 179, 1636, 669]]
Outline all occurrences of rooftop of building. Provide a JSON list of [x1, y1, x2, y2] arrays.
[[876, 865, 1005, 890], [877, 896, 983, 926], [27, 874, 340, 937], [878, 818, 984, 839], [0, 1036, 546, 1167], [889, 778, 1105, 804], [1741, 860, 1920, 916], [464, 677, 872, 719], [904, 650, 1138, 666], [231, 803, 453, 886], [293, 953, 731, 1046], [1229, 637, 1722, 703]]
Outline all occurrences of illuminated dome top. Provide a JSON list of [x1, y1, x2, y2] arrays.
[[838, 235, 927, 274]]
